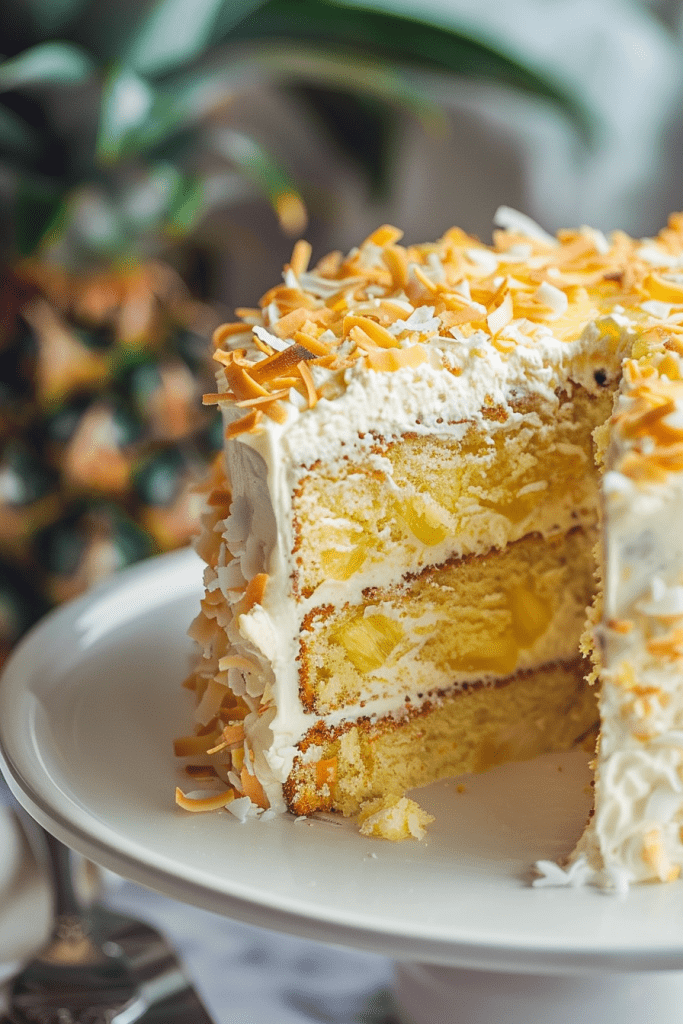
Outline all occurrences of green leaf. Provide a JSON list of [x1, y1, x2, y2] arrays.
[[14, 179, 65, 256], [121, 0, 263, 79], [166, 174, 205, 235], [0, 102, 41, 158], [68, 189, 128, 256], [227, 0, 594, 141], [212, 128, 306, 234], [293, 87, 397, 199], [121, 162, 182, 228], [24, 0, 90, 34], [98, 68, 155, 161], [0, 43, 95, 92]]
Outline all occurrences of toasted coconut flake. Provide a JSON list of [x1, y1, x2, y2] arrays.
[[221, 723, 246, 745], [175, 787, 236, 812], [365, 345, 428, 372], [492, 336, 516, 354], [344, 315, 399, 349], [289, 239, 313, 276], [251, 344, 315, 383], [412, 265, 438, 293], [240, 766, 269, 808], [264, 399, 288, 423], [297, 360, 318, 407], [173, 731, 221, 757], [534, 281, 569, 320], [364, 224, 404, 247], [196, 678, 231, 726], [646, 273, 683, 304], [381, 245, 409, 290], [494, 206, 557, 247], [244, 572, 269, 610], [225, 410, 263, 438], [292, 330, 332, 356], [647, 627, 683, 658], [213, 322, 253, 347], [487, 292, 514, 335], [212, 349, 238, 366], [440, 306, 486, 328], [272, 307, 309, 339], [218, 654, 261, 672], [314, 250, 343, 276], [202, 391, 234, 405], [236, 388, 290, 408], [223, 363, 270, 402]]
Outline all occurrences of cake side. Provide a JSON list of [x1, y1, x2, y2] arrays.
[[562, 348, 683, 890]]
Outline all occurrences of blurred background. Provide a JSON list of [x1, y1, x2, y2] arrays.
[[0, 0, 682, 652]]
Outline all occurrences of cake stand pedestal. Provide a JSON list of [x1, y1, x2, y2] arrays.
[[2, 550, 683, 1024], [393, 962, 683, 1024]]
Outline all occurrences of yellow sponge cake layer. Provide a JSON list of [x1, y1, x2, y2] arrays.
[[293, 387, 612, 598], [285, 660, 597, 816], [300, 528, 595, 713]]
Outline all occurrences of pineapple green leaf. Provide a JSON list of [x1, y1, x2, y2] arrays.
[[0, 104, 41, 158], [98, 68, 155, 161], [121, 0, 264, 79], [120, 162, 183, 229], [212, 128, 306, 235], [0, 43, 95, 91], [24, 0, 91, 35], [166, 173, 206, 235], [228, 0, 594, 141], [98, 42, 439, 164], [14, 178, 65, 257]]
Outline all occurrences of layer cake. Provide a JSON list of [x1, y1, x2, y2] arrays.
[[176, 208, 683, 888]]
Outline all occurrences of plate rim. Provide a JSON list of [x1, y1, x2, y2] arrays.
[[3, 549, 683, 975]]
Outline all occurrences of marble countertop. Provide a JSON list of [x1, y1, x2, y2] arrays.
[[0, 793, 395, 1024]]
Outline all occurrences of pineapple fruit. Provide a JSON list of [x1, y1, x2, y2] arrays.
[[0, 259, 222, 656]]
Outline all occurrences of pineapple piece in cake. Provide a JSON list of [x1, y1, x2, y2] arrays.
[[358, 795, 435, 841]]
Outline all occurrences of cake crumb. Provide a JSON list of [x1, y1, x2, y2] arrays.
[[357, 795, 434, 841], [457, 783, 467, 793]]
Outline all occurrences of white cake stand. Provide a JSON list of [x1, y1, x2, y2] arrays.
[[2, 548, 683, 1024]]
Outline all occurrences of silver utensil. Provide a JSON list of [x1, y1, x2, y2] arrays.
[[3, 821, 216, 1024]]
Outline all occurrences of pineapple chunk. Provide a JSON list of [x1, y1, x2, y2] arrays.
[[321, 540, 370, 580], [508, 582, 553, 645], [449, 631, 519, 677], [394, 496, 448, 546], [333, 613, 404, 674]]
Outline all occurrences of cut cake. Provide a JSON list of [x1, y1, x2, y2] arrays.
[[176, 207, 683, 890]]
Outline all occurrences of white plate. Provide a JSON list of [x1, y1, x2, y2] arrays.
[[2, 547, 683, 975]]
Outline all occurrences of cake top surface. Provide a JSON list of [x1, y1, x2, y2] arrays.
[[206, 207, 683, 458]]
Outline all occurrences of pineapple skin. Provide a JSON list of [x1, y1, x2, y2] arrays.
[[0, 259, 222, 654]]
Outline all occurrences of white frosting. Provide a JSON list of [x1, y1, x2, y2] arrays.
[[537, 350, 683, 890]]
